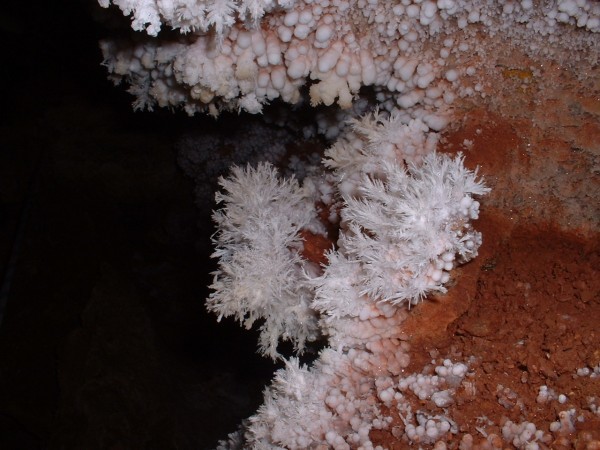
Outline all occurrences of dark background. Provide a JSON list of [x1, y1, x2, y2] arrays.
[[0, 1, 278, 448]]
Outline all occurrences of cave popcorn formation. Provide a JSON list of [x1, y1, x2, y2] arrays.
[[206, 113, 489, 448], [98, 0, 599, 448], [99, 0, 599, 122]]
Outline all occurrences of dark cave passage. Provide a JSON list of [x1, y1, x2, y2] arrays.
[[0, 1, 278, 448]]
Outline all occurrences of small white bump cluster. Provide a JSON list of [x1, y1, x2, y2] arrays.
[[576, 364, 600, 378], [501, 420, 549, 449], [549, 408, 577, 434], [100, 0, 600, 122], [536, 384, 557, 404], [398, 359, 468, 402], [404, 414, 455, 444], [387, 360, 468, 444]]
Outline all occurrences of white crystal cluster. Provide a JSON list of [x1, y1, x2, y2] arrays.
[[318, 114, 489, 307], [323, 112, 440, 196], [207, 162, 323, 359], [99, 0, 600, 118], [98, 0, 294, 36], [317, 151, 487, 308], [207, 112, 488, 447], [239, 336, 411, 449]]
